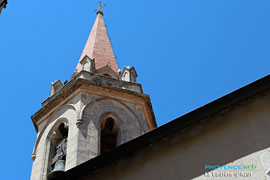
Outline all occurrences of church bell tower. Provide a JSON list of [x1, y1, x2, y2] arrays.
[[30, 3, 156, 180]]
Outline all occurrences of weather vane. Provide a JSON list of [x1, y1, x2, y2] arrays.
[[94, 1, 106, 13]]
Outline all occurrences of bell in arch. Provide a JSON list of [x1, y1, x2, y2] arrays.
[[47, 123, 68, 180], [47, 160, 65, 180]]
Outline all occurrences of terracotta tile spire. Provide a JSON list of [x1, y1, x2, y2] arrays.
[[75, 9, 118, 73]]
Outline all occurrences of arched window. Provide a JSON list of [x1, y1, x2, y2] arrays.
[[100, 117, 119, 154], [122, 71, 129, 81]]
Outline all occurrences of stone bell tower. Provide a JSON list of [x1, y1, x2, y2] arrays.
[[30, 4, 156, 180]]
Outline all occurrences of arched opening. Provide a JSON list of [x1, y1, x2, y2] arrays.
[[122, 71, 129, 81], [51, 123, 68, 168], [100, 117, 119, 154], [47, 123, 69, 179]]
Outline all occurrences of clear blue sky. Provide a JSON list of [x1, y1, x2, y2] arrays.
[[1, 0, 270, 179]]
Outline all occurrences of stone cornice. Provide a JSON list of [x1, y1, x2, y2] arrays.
[[31, 71, 156, 132]]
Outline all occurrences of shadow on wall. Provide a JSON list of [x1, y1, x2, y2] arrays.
[[150, 99, 270, 180]]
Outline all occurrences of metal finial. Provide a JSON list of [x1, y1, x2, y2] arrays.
[[94, 1, 106, 14]]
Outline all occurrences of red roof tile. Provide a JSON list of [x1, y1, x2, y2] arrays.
[[76, 11, 118, 73]]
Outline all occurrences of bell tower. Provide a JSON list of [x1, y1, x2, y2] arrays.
[[30, 3, 156, 180]]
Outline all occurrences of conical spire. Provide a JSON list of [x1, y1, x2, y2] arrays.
[[75, 8, 118, 73]]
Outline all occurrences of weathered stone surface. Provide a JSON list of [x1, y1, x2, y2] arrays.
[[120, 66, 138, 82], [30, 9, 156, 180], [31, 83, 155, 180], [50, 80, 64, 96]]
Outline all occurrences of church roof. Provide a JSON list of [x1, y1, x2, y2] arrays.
[[55, 74, 270, 180], [75, 11, 118, 73]]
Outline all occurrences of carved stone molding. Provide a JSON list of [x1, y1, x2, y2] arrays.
[[76, 119, 83, 127], [31, 154, 36, 161]]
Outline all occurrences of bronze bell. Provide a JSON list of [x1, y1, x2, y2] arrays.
[[47, 160, 65, 180]]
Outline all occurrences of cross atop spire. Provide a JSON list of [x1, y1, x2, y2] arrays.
[[94, 1, 106, 15]]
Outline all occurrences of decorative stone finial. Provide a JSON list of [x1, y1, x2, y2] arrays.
[[120, 66, 138, 82], [50, 80, 63, 96]]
